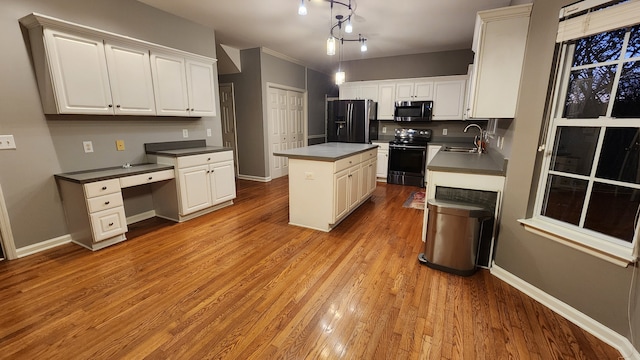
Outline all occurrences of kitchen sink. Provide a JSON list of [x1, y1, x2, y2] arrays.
[[442, 146, 478, 153]]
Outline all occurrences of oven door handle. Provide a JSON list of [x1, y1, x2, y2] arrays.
[[389, 144, 427, 150]]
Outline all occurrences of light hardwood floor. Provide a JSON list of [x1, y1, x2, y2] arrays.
[[0, 178, 621, 359]]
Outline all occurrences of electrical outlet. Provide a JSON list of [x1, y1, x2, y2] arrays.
[[116, 140, 125, 151], [182, 129, 189, 138], [83, 141, 94, 153], [304, 172, 314, 180], [382, 126, 387, 134], [0, 135, 16, 150], [442, 128, 448, 136], [207, 128, 212, 137]]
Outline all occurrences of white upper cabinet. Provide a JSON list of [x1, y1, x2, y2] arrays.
[[339, 82, 379, 101], [43, 29, 113, 115], [377, 82, 396, 120], [467, 4, 532, 119], [186, 60, 217, 117], [150, 53, 218, 117], [432, 77, 467, 120], [150, 53, 190, 116], [20, 13, 218, 118], [104, 42, 156, 115], [395, 80, 433, 101]]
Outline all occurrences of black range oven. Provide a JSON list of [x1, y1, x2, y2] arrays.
[[387, 128, 432, 187]]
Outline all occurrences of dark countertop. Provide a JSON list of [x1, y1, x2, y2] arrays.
[[273, 143, 379, 161], [427, 149, 507, 176], [55, 163, 175, 184], [144, 139, 232, 157], [146, 146, 232, 157]]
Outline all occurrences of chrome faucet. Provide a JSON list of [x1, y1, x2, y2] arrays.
[[464, 123, 485, 153]]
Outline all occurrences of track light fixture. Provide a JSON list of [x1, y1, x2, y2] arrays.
[[297, 0, 368, 56], [298, 0, 368, 85]]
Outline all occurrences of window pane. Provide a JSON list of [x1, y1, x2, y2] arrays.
[[584, 182, 640, 242], [596, 127, 640, 183], [572, 28, 625, 66], [542, 175, 588, 225], [564, 66, 617, 118], [625, 24, 640, 59], [551, 126, 599, 176], [612, 62, 640, 118]]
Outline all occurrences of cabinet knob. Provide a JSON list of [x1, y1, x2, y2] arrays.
[[105, 201, 110, 205], [207, 158, 211, 161], [186, 108, 190, 111], [116, 105, 121, 108], [108, 104, 113, 108], [108, 222, 114, 227], [207, 170, 210, 173], [191, 108, 194, 111], [102, 186, 107, 190]]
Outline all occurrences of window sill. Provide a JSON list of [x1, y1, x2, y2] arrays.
[[517, 218, 637, 268]]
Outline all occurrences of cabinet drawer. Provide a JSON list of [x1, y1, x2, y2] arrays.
[[86, 192, 124, 213], [84, 179, 121, 198], [177, 151, 233, 168], [360, 149, 377, 162], [119, 169, 175, 188], [335, 154, 360, 173], [90, 206, 127, 242]]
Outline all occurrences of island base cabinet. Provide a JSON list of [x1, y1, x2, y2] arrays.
[[287, 149, 376, 232]]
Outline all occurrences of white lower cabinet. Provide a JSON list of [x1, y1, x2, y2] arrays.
[[157, 150, 236, 218], [374, 142, 389, 180]]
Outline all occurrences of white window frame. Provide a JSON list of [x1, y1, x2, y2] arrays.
[[521, 0, 640, 267]]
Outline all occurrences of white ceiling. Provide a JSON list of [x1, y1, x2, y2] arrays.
[[137, 0, 530, 74]]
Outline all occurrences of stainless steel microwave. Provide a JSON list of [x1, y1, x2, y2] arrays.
[[394, 100, 433, 122]]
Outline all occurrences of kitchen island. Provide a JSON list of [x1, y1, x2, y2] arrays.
[[274, 143, 378, 231]]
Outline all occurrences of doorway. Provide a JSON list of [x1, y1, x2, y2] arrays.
[[267, 85, 306, 179], [219, 83, 239, 176]]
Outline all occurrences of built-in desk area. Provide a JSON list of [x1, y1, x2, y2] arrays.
[[55, 164, 176, 250]]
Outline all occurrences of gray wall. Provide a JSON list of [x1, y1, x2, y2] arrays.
[[495, 0, 639, 349], [1, 0, 221, 249], [307, 69, 338, 138], [219, 49, 264, 178], [341, 49, 474, 81], [219, 49, 335, 179]]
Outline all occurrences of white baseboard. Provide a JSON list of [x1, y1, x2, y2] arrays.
[[237, 174, 272, 182], [126, 210, 156, 225], [16, 234, 71, 258], [491, 264, 640, 360]]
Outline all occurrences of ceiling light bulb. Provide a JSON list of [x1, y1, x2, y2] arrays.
[[327, 36, 336, 56], [335, 71, 345, 85], [345, 19, 353, 33], [360, 40, 367, 52], [298, 0, 307, 15]]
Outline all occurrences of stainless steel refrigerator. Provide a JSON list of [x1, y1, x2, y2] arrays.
[[327, 99, 378, 143]]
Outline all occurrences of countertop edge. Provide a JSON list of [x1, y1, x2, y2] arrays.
[[273, 144, 378, 162], [55, 164, 175, 184], [146, 146, 233, 157]]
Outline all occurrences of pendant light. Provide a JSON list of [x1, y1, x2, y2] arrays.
[[327, 36, 336, 56], [298, 0, 307, 15]]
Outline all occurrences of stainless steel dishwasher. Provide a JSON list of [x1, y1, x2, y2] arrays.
[[418, 199, 492, 276]]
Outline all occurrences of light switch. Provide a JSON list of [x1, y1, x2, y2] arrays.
[[0, 135, 16, 150], [116, 140, 125, 151], [182, 129, 189, 138]]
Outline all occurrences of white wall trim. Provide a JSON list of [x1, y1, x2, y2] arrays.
[[237, 174, 272, 182], [126, 210, 156, 225], [0, 183, 18, 259], [491, 264, 640, 360], [16, 234, 71, 258]]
